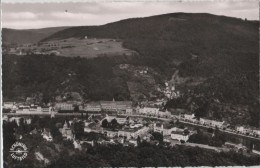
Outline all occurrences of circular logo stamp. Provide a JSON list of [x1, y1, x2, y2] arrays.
[[9, 142, 28, 161]]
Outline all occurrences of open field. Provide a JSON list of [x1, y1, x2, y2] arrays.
[[21, 38, 137, 58]]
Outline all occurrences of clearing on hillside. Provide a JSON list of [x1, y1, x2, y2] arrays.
[[24, 38, 138, 58]]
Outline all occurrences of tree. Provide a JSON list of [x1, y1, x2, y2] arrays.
[[207, 128, 214, 133], [50, 125, 62, 140], [73, 121, 84, 139], [86, 113, 89, 120], [111, 118, 118, 129], [152, 132, 163, 143], [137, 135, 141, 146], [74, 105, 79, 112], [102, 119, 109, 128]]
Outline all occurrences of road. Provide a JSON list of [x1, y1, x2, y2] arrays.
[[178, 119, 260, 141]]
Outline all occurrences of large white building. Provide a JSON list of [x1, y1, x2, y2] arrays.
[[171, 130, 189, 142], [153, 123, 178, 136], [118, 126, 150, 140], [55, 103, 74, 111], [138, 107, 159, 116], [85, 102, 102, 112], [200, 118, 224, 128], [100, 101, 117, 111]]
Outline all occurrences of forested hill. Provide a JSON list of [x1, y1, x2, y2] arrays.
[[43, 13, 258, 44], [42, 12, 259, 104], [2, 27, 70, 44], [3, 13, 259, 126], [43, 13, 258, 58]]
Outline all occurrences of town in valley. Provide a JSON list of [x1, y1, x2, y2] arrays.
[[2, 1, 260, 167]]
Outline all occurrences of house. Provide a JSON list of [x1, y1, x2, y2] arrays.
[[59, 121, 74, 140], [84, 122, 102, 133], [153, 123, 177, 136], [183, 114, 196, 122], [30, 128, 38, 135], [104, 130, 118, 138], [224, 142, 247, 152], [252, 144, 260, 155], [252, 128, 260, 136], [171, 130, 189, 142], [3, 102, 15, 109], [158, 110, 171, 118], [118, 129, 135, 140], [9, 117, 21, 126], [211, 120, 225, 128], [130, 123, 143, 129], [25, 118, 32, 124], [85, 102, 101, 112], [129, 139, 138, 147], [3, 115, 8, 122], [42, 128, 53, 141], [126, 108, 133, 114], [80, 140, 94, 146], [134, 126, 150, 138], [73, 140, 82, 150], [236, 126, 247, 134]]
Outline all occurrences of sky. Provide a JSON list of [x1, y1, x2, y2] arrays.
[[1, 1, 259, 29]]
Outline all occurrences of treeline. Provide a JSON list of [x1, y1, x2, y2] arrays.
[[45, 143, 260, 167]]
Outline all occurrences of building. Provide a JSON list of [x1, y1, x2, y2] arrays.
[[55, 103, 74, 111], [73, 140, 82, 150], [236, 126, 247, 134], [118, 129, 135, 139], [118, 126, 150, 140], [252, 144, 260, 155], [158, 110, 171, 118], [153, 123, 178, 136], [3, 102, 15, 109], [126, 108, 133, 115], [224, 142, 247, 152], [130, 123, 143, 129], [211, 120, 225, 128], [182, 114, 196, 122], [134, 126, 150, 139], [85, 102, 101, 112], [103, 115, 128, 125], [42, 106, 51, 113], [84, 122, 102, 133], [171, 130, 189, 142], [115, 101, 132, 113], [59, 121, 74, 140], [104, 130, 118, 138], [252, 129, 260, 136], [138, 107, 159, 116], [42, 128, 53, 141], [100, 100, 117, 111], [9, 117, 21, 126]]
